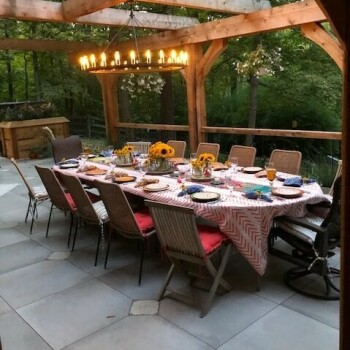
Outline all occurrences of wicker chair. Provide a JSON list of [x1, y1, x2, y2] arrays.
[[59, 172, 108, 266], [51, 135, 83, 163], [228, 145, 256, 167], [10, 158, 49, 234], [268, 175, 341, 300], [145, 200, 233, 317], [196, 142, 220, 160], [95, 180, 156, 284], [269, 149, 302, 174], [35, 165, 77, 245], [126, 141, 151, 154], [167, 140, 186, 158]]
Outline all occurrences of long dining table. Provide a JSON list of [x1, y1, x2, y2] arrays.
[[54, 160, 329, 276]]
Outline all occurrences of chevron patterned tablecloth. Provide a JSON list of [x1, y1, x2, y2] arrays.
[[55, 162, 329, 276]]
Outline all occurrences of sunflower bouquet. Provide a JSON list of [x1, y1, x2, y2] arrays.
[[191, 153, 216, 177], [114, 145, 134, 164], [148, 142, 175, 159]]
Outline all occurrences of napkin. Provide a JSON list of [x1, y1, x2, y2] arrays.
[[178, 185, 204, 197], [283, 177, 303, 187], [244, 190, 273, 202], [58, 159, 79, 165]]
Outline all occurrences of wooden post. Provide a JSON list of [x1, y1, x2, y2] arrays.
[[97, 74, 119, 146], [182, 44, 199, 153], [340, 19, 350, 350], [196, 39, 228, 143]]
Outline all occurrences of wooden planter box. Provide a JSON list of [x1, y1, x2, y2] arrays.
[[0, 117, 70, 159]]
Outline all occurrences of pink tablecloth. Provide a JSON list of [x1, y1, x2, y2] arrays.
[[55, 162, 329, 276]]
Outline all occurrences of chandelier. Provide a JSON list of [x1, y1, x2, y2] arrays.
[[79, 1, 188, 75]]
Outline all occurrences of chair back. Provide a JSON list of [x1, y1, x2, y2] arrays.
[[269, 149, 302, 174], [145, 201, 206, 258], [167, 140, 186, 158], [196, 143, 220, 160], [10, 158, 36, 199], [229, 145, 256, 167], [52, 135, 83, 163], [126, 141, 151, 154], [35, 165, 74, 211], [42, 126, 56, 141], [95, 180, 144, 239], [59, 172, 98, 223], [328, 160, 342, 196]]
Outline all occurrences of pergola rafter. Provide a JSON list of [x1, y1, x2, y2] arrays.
[[62, 0, 271, 21], [0, 0, 199, 30]]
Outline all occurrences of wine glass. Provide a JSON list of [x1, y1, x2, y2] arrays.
[[80, 152, 88, 167], [230, 156, 238, 173], [225, 172, 234, 197], [138, 159, 148, 177], [265, 161, 277, 187]]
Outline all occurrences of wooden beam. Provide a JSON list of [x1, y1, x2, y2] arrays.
[[301, 22, 344, 71], [0, 38, 99, 52], [0, 0, 199, 30], [315, 0, 347, 43], [62, 0, 271, 20], [202, 126, 342, 140], [103, 0, 327, 53]]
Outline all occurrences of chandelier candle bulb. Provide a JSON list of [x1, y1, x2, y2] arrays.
[[159, 50, 165, 64], [130, 50, 136, 64], [100, 53, 107, 66], [114, 51, 121, 65], [145, 50, 151, 63]]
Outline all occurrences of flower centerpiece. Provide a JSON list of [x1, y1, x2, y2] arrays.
[[114, 145, 134, 165], [191, 153, 216, 178], [148, 141, 175, 172]]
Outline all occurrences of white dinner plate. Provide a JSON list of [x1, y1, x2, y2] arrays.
[[143, 183, 169, 192], [242, 166, 263, 174], [272, 187, 304, 198], [191, 192, 220, 203]]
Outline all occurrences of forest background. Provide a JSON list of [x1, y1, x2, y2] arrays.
[[0, 0, 342, 184]]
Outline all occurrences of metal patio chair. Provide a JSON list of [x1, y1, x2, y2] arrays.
[[10, 158, 49, 234], [269, 149, 302, 174], [95, 180, 156, 284], [228, 145, 257, 167], [167, 140, 186, 158], [196, 142, 220, 160]]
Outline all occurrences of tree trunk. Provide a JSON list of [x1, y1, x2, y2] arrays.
[[32, 52, 42, 100], [4, 24, 14, 101], [117, 81, 134, 142], [24, 53, 29, 100], [160, 72, 175, 141], [245, 73, 259, 146]]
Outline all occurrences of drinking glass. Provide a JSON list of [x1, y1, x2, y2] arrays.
[[265, 161, 277, 187], [190, 153, 197, 162]]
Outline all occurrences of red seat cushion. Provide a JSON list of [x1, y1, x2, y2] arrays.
[[197, 225, 228, 254], [64, 193, 76, 210], [134, 208, 155, 234]]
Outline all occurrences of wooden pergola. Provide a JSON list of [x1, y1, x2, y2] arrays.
[[0, 1, 349, 348]]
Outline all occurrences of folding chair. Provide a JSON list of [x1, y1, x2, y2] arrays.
[[145, 200, 232, 317]]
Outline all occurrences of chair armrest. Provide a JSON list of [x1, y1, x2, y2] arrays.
[[274, 215, 327, 235]]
